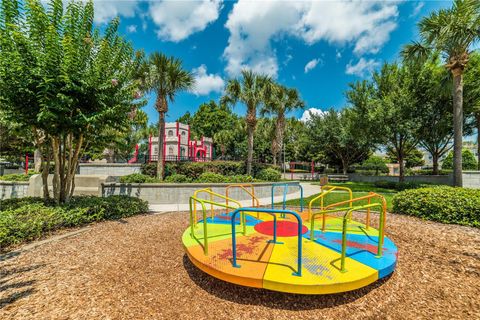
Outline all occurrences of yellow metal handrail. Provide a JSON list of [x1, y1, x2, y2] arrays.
[[192, 188, 242, 226], [308, 185, 353, 221], [189, 196, 245, 255]]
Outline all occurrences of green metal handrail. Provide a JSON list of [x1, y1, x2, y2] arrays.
[[339, 203, 385, 272], [308, 185, 353, 221], [189, 196, 244, 255]]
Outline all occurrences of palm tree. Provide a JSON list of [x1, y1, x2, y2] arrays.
[[214, 130, 234, 159], [221, 70, 272, 175], [140, 52, 193, 179], [262, 84, 304, 165], [402, 0, 480, 186]]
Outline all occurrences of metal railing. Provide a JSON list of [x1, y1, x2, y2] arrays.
[[271, 183, 304, 217], [189, 196, 241, 255], [308, 185, 353, 222], [230, 208, 303, 277], [225, 184, 260, 217], [192, 188, 242, 227], [309, 193, 387, 272]]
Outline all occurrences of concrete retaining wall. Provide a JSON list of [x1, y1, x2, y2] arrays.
[[101, 181, 302, 204], [347, 174, 454, 185], [78, 163, 142, 176], [462, 171, 480, 189], [28, 174, 113, 197], [0, 181, 29, 199]]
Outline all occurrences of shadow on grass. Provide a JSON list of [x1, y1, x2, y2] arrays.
[[182, 254, 390, 311]]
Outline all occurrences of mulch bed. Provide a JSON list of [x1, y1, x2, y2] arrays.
[[1, 210, 479, 319]]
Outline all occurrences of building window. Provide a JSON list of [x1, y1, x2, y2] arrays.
[[168, 130, 174, 137], [181, 147, 186, 156], [169, 147, 174, 155], [181, 131, 186, 136]]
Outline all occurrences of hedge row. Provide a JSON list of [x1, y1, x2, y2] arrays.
[[0, 196, 149, 250], [141, 161, 279, 179], [374, 180, 431, 191], [392, 186, 480, 227]]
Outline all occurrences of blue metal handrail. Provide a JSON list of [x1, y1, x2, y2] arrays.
[[271, 183, 304, 217], [230, 208, 303, 277]]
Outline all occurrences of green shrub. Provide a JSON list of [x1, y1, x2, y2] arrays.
[[442, 149, 478, 170], [141, 163, 157, 177], [164, 174, 192, 183], [120, 173, 158, 183], [393, 186, 480, 227], [195, 172, 226, 183], [256, 168, 281, 181], [0, 196, 148, 250], [0, 172, 38, 181], [227, 175, 254, 183], [373, 180, 430, 191]]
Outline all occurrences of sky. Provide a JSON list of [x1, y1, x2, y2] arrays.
[[88, 0, 454, 124]]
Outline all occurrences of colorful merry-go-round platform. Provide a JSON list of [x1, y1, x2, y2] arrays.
[[183, 184, 398, 295]]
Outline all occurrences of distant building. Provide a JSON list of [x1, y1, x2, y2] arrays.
[[149, 122, 213, 162]]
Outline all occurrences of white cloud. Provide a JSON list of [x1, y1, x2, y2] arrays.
[[301, 108, 326, 122], [345, 58, 380, 77], [411, 2, 425, 17], [149, 0, 222, 42], [304, 58, 321, 73], [224, 1, 399, 77], [90, 1, 140, 24], [191, 65, 225, 96], [127, 25, 137, 33]]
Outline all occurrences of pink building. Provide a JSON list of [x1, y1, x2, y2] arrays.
[[149, 122, 213, 162]]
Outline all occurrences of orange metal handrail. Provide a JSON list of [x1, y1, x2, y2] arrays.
[[323, 192, 387, 232], [226, 184, 260, 217]]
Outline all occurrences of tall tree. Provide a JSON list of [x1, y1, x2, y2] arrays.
[[464, 51, 480, 169], [0, 0, 144, 203], [140, 52, 193, 179], [261, 84, 304, 165], [307, 109, 372, 174], [221, 70, 272, 175], [402, 0, 480, 186], [347, 63, 420, 182]]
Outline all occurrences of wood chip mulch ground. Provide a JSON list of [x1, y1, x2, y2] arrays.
[[1, 210, 479, 320]]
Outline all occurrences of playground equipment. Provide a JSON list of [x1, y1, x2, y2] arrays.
[[182, 183, 397, 294]]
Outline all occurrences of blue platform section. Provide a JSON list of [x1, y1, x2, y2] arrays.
[[306, 231, 397, 279], [202, 212, 263, 226]]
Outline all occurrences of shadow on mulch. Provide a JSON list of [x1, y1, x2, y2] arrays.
[[182, 254, 390, 311], [0, 264, 44, 309]]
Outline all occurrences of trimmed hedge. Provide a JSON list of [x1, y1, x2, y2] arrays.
[[0, 172, 38, 181], [120, 173, 159, 183], [0, 196, 149, 250], [374, 180, 430, 191], [256, 168, 281, 181], [141, 161, 280, 180], [392, 186, 480, 227]]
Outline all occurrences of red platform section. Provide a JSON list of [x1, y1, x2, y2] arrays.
[[254, 220, 308, 237]]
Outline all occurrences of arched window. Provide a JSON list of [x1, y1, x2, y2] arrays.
[[181, 131, 186, 136], [169, 147, 174, 155], [181, 147, 186, 156], [168, 130, 174, 137]]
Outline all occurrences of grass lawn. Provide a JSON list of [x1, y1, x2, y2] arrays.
[[285, 181, 397, 211]]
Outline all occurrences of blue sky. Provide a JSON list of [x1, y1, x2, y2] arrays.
[[90, 0, 453, 124]]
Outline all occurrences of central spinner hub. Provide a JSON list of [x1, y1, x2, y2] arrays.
[[254, 220, 308, 237]]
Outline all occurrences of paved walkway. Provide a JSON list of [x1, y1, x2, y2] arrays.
[[148, 182, 320, 212]]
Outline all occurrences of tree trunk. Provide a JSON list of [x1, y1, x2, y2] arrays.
[[477, 114, 480, 170], [157, 112, 165, 180], [398, 155, 405, 183], [341, 158, 348, 175], [432, 153, 439, 175], [34, 149, 42, 172], [452, 69, 463, 187], [246, 124, 254, 175], [275, 115, 285, 167]]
